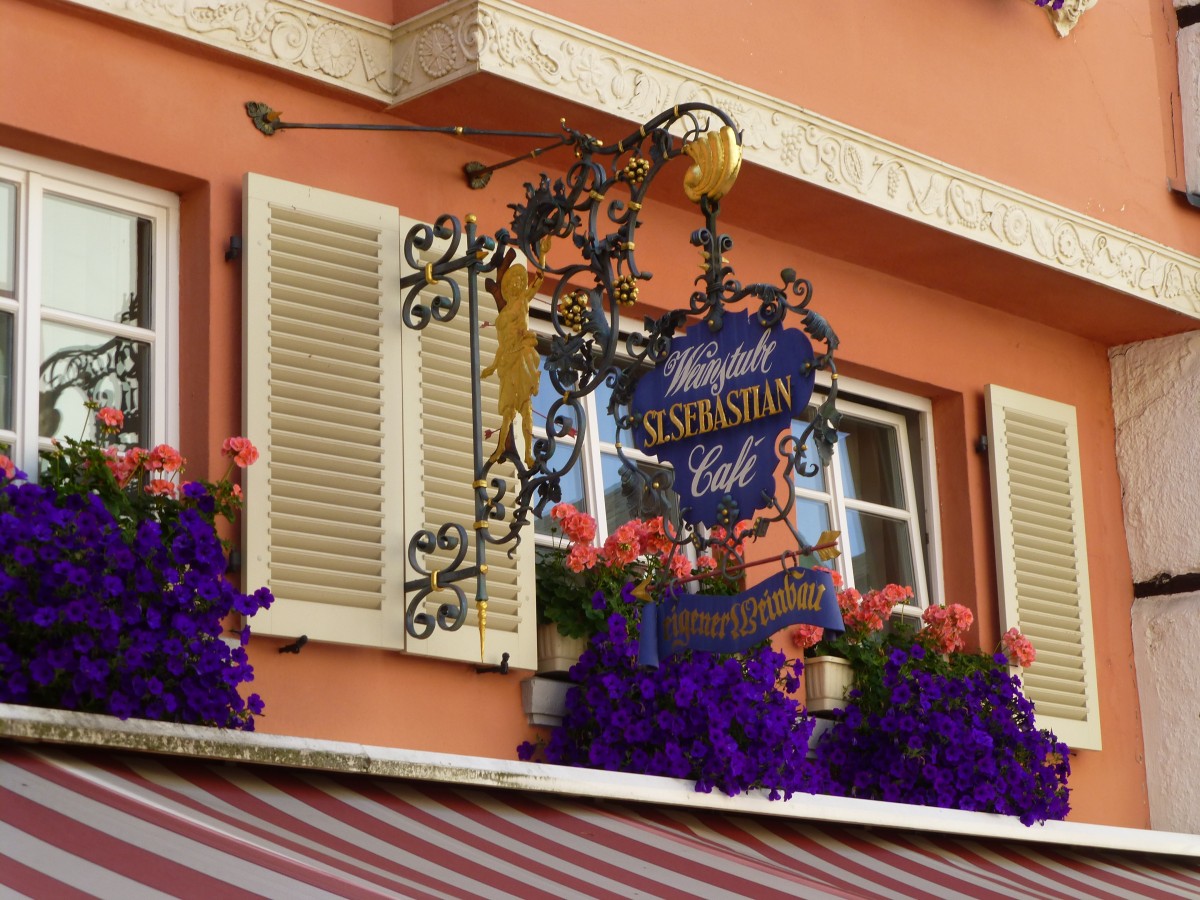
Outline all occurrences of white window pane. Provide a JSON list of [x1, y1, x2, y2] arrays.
[[847, 508, 916, 592], [838, 415, 905, 509], [795, 496, 832, 567], [594, 378, 617, 444], [0, 312, 11, 431], [40, 321, 148, 445], [41, 194, 152, 327], [534, 440, 588, 537], [533, 365, 579, 438], [0, 181, 15, 297], [601, 453, 674, 532]]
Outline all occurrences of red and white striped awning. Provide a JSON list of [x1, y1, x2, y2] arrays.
[[3, 743, 1199, 899]]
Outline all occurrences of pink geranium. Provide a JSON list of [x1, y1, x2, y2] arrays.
[[95, 406, 124, 432], [145, 479, 177, 498], [563, 512, 596, 544], [221, 436, 259, 468], [667, 552, 692, 581], [550, 502, 578, 522], [808, 581, 910, 649], [813, 565, 843, 590], [640, 516, 673, 557], [602, 521, 644, 569], [880, 583, 914, 605], [538, 501, 753, 641], [920, 603, 975, 654], [791, 623, 824, 650], [148, 444, 184, 473], [565, 543, 599, 573], [1002, 627, 1037, 668], [551, 503, 596, 542], [103, 446, 139, 488], [0, 455, 14, 480]]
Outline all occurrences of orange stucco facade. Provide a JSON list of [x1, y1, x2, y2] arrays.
[[4, 0, 1199, 831]]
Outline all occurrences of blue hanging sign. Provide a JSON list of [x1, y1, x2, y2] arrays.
[[630, 309, 815, 528], [637, 566, 842, 666]]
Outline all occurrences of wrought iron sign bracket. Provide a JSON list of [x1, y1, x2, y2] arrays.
[[246, 101, 842, 656]]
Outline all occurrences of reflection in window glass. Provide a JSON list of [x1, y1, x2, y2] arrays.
[[847, 509, 915, 594], [534, 440, 587, 538], [595, 379, 618, 445], [0, 181, 15, 297], [40, 321, 148, 445], [0, 312, 11, 431], [838, 415, 904, 508], [790, 414, 827, 493], [601, 454, 674, 534], [531, 339, 680, 556], [795, 496, 831, 567], [41, 195, 152, 327], [533, 366, 578, 439]]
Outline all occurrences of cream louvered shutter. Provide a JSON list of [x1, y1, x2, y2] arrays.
[[985, 385, 1101, 750], [399, 227, 536, 669], [242, 174, 408, 648]]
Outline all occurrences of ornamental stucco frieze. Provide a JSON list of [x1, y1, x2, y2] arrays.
[[89, 0, 396, 97], [63, 0, 1198, 319]]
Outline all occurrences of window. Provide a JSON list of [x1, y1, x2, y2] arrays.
[[0, 149, 178, 472], [530, 341, 673, 547], [793, 378, 940, 609]]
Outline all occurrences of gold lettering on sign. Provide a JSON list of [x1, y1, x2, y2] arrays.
[[641, 375, 793, 449], [660, 572, 826, 651]]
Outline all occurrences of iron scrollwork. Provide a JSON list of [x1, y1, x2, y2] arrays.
[[396, 103, 841, 644], [490, 104, 842, 592]]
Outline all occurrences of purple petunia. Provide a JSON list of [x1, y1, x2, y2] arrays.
[[529, 605, 831, 800], [0, 459, 274, 730], [811, 644, 1071, 825]]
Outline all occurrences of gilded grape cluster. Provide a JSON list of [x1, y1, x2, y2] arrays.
[[613, 275, 639, 307], [558, 290, 589, 332], [620, 156, 651, 185]]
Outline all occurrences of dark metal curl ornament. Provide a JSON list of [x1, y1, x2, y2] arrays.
[[403, 523, 470, 639]]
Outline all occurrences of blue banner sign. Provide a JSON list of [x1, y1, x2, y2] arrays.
[[631, 309, 816, 527], [637, 567, 843, 666]]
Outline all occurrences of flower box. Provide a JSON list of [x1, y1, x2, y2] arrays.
[[536, 623, 587, 677], [804, 655, 854, 713]]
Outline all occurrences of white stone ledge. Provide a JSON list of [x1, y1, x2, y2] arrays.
[[54, 0, 1200, 322], [4, 702, 1199, 858]]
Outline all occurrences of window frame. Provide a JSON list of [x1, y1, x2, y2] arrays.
[[0, 148, 179, 473], [796, 374, 942, 612], [528, 317, 672, 551], [526, 324, 943, 611]]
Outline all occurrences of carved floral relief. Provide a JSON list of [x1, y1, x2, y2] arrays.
[[67, 0, 1197, 315]]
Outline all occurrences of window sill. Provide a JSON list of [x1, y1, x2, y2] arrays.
[[2, 702, 1196, 858]]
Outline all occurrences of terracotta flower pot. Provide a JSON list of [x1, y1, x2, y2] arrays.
[[804, 655, 854, 713]]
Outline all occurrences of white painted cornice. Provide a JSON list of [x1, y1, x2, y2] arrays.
[[66, 0, 1197, 320]]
